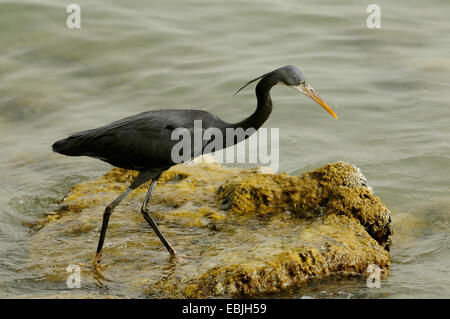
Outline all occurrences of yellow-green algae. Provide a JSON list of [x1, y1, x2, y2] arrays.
[[26, 160, 392, 298], [217, 162, 391, 250]]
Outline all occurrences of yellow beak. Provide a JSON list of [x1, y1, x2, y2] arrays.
[[294, 83, 338, 119]]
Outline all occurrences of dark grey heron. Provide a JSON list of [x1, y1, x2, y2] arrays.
[[52, 65, 337, 269]]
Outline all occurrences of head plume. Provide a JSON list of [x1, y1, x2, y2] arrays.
[[233, 70, 276, 96]]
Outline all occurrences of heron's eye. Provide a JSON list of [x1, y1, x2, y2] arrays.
[[300, 81, 305, 86]]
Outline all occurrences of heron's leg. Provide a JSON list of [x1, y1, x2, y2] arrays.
[[140, 174, 178, 257], [94, 170, 154, 268], [94, 188, 131, 268], [141, 173, 161, 212]]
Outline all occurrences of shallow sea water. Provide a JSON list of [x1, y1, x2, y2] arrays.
[[0, 0, 449, 298]]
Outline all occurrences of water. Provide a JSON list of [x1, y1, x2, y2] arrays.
[[0, 0, 449, 298]]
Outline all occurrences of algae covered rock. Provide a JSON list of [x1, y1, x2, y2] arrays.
[[218, 162, 392, 250], [180, 214, 389, 298], [26, 160, 392, 298]]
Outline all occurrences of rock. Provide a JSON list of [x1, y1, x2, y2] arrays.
[[26, 160, 392, 298], [181, 215, 388, 298], [217, 162, 391, 250]]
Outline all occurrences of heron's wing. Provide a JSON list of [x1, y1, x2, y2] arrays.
[[53, 110, 222, 170]]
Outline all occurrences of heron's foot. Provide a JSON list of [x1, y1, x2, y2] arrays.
[[93, 263, 110, 279], [93, 254, 108, 272], [170, 252, 196, 264], [94, 262, 108, 270]]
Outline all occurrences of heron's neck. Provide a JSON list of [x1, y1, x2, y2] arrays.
[[231, 76, 277, 131]]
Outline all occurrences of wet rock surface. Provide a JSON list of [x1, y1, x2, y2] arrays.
[[26, 160, 392, 298]]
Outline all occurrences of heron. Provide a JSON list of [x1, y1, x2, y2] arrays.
[[52, 65, 337, 269]]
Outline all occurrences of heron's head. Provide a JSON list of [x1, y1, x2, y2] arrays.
[[276, 65, 337, 119], [235, 65, 338, 119]]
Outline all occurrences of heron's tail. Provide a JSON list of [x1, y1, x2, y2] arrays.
[[52, 136, 87, 156]]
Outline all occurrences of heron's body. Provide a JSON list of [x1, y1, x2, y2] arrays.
[[52, 65, 337, 269], [53, 109, 229, 170]]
